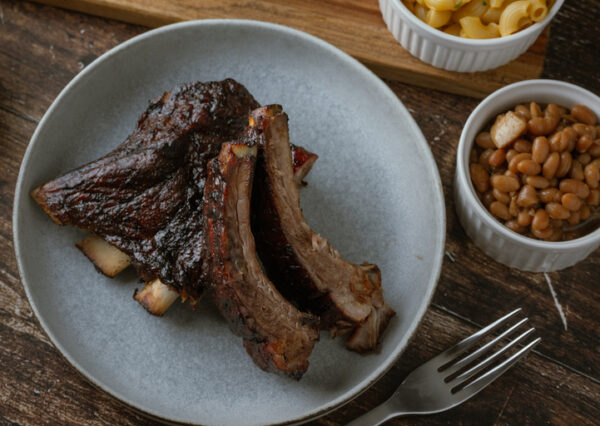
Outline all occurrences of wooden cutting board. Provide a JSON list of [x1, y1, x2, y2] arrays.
[[33, 0, 549, 98]]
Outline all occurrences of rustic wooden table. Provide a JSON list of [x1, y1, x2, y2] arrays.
[[1, 1, 598, 424]]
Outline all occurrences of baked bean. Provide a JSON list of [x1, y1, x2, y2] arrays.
[[584, 163, 599, 188], [526, 175, 550, 189], [530, 102, 542, 118], [514, 105, 531, 120], [482, 191, 495, 208], [470, 163, 489, 193], [551, 130, 574, 152], [546, 227, 563, 242], [539, 188, 562, 203], [542, 152, 560, 179], [505, 149, 518, 164], [488, 149, 506, 167], [581, 204, 591, 220], [559, 178, 590, 199], [475, 132, 495, 149], [571, 105, 598, 126], [563, 127, 578, 151], [587, 189, 600, 206], [517, 159, 541, 176], [517, 184, 538, 207], [470, 102, 600, 242], [567, 210, 581, 226], [532, 226, 553, 239], [509, 196, 519, 217], [479, 149, 494, 168], [577, 134, 594, 152], [546, 202, 571, 220], [528, 104, 560, 136], [556, 151, 572, 178], [505, 220, 526, 234], [508, 153, 532, 173], [561, 193, 582, 211], [470, 148, 478, 163], [490, 201, 511, 221], [590, 142, 600, 157], [532, 136, 549, 163], [570, 160, 585, 181], [517, 211, 532, 227], [492, 188, 511, 204], [532, 209, 550, 231], [578, 153, 592, 165], [490, 175, 520, 192], [548, 132, 563, 152], [514, 139, 532, 153], [573, 123, 593, 137]]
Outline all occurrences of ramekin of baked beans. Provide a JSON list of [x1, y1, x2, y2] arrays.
[[470, 102, 599, 241], [455, 80, 600, 272]]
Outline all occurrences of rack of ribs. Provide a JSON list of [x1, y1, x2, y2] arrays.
[[31, 80, 317, 312], [30, 80, 395, 378], [203, 142, 319, 379], [250, 107, 396, 352]]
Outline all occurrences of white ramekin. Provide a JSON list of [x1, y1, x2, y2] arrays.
[[455, 80, 600, 272], [379, 0, 564, 72]]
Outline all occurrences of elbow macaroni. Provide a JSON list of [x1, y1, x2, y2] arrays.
[[402, 0, 552, 39], [499, 1, 532, 36]]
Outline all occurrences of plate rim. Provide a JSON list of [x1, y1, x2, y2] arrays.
[[13, 18, 446, 425]]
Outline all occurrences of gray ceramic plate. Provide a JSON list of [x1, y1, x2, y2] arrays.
[[13, 20, 445, 425]]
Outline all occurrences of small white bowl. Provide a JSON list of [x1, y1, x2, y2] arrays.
[[455, 80, 600, 272], [379, 0, 564, 72]]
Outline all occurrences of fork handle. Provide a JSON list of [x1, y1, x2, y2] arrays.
[[345, 399, 401, 426]]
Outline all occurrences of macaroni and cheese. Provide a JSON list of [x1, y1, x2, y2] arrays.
[[402, 0, 553, 39]]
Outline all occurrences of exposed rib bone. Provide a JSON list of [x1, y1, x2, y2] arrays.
[[75, 235, 131, 277], [134, 278, 180, 316]]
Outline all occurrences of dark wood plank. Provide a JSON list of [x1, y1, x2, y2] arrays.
[[541, 0, 600, 94], [0, 0, 598, 425], [28, 0, 550, 99], [0, 0, 145, 122]]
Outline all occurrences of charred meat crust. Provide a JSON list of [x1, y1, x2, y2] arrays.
[[203, 143, 318, 379], [250, 110, 395, 352], [32, 79, 260, 300], [31, 81, 319, 303]]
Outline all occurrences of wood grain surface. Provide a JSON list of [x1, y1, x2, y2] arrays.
[[1, 0, 599, 425], [28, 0, 550, 99]]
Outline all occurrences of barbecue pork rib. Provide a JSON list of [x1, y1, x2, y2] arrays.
[[250, 108, 395, 352], [32, 79, 259, 302], [31, 80, 318, 306], [203, 142, 319, 379]]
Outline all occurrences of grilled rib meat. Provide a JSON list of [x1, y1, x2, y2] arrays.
[[203, 143, 319, 379], [32, 80, 318, 304], [250, 109, 395, 352], [32, 79, 259, 301]]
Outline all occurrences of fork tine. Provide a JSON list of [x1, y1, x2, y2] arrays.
[[450, 327, 536, 384], [443, 317, 529, 377], [456, 337, 541, 396], [436, 308, 522, 368]]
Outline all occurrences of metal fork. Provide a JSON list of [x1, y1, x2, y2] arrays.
[[347, 308, 541, 425]]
